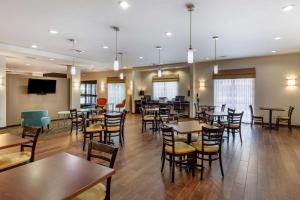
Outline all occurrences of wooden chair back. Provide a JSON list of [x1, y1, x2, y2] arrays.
[[227, 108, 235, 115], [21, 126, 41, 162], [70, 109, 78, 120], [201, 126, 224, 151], [104, 113, 122, 132], [87, 142, 118, 200], [228, 112, 243, 127], [249, 105, 254, 116], [161, 127, 175, 154], [288, 106, 295, 119], [221, 104, 226, 112]]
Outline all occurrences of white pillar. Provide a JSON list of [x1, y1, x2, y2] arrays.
[[0, 56, 6, 127], [67, 65, 81, 109]]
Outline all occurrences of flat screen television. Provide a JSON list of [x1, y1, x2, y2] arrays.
[[28, 79, 56, 94]]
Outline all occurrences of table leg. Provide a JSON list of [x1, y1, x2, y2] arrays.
[[269, 110, 273, 129]]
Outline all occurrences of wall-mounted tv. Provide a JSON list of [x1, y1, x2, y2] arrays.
[[28, 79, 56, 94]]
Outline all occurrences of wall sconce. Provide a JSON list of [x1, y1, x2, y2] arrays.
[[72, 80, 80, 89], [287, 77, 296, 87], [100, 81, 105, 92], [199, 80, 206, 90]]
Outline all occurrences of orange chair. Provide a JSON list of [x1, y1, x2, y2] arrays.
[[97, 98, 107, 109], [116, 99, 126, 112]]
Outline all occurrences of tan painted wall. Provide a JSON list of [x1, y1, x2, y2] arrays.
[[195, 53, 300, 125], [6, 74, 69, 126], [81, 69, 133, 111]]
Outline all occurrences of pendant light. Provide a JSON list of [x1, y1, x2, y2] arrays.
[[118, 52, 124, 79], [156, 46, 162, 78], [186, 4, 194, 64], [69, 39, 76, 75], [112, 26, 120, 71], [213, 36, 219, 74]]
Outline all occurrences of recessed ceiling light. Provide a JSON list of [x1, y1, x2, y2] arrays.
[[31, 45, 38, 49], [139, 56, 143, 59], [274, 37, 281, 40], [119, 1, 129, 9], [282, 4, 295, 12], [48, 29, 58, 34], [49, 58, 55, 61], [165, 32, 173, 36], [26, 63, 31, 66], [271, 50, 277, 53], [103, 45, 109, 49]]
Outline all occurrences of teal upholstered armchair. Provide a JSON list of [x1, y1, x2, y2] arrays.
[[21, 110, 51, 132]]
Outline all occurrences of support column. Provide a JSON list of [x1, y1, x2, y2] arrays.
[[0, 56, 6, 127], [67, 65, 81, 109], [189, 63, 196, 118]]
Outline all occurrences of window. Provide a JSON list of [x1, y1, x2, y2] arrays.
[[214, 78, 254, 122], [80, 81, 97, 107], [107, 83, 126, 107], [153, 81, 178, 100]]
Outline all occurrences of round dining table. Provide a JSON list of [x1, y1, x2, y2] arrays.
[[260, 107, 285, 129]]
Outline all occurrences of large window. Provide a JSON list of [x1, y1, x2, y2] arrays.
[[80, 81, 97, 107], [153, 81, 178, 100], [214, 78, 254, 122], [108, 83, 126, 108]]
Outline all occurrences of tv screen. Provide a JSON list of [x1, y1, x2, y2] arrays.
[[28, 79, 56, 94]]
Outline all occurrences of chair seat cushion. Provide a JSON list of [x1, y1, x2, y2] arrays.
[[0, 151, 31, 170], [191, 142, 219, 153], [107, 126, 121, 132], [86, 124, 104, 133], [165, 142, 195, 154], [144, 115, 155, 121], [276, 116, 289, 120], [173, 134, 201, 142], [73, 182, 106, 200]]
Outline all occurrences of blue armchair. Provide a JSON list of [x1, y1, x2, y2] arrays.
[[21, 110, 51, 132]]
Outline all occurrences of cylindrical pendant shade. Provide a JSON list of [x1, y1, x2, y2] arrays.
[[71, 66, 76, 75], [113, 60, 119, 71], [158, 69, 162, 77], [214, 64, 219, 74], [187, 49, 193, 63], [120, 72, 124, 80]]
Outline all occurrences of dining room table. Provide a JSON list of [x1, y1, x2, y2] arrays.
[[0, 152, 115, 200], [260, 107, 285, 129], [167, 120, 219, 143], [0, 133, 31, 150], [205, 111, 228, 124]]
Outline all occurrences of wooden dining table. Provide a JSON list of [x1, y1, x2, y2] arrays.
[[167, 121, 218, 143], [0, 152, 115, 200], [0, 133, 31, 150], [260, 107, 285, 129], [205, 111, 228, 124]]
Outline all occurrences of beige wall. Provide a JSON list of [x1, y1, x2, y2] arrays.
[[6, 74, 69, 126], [195, 53, 300, 125], [81, 70, 134, 111]]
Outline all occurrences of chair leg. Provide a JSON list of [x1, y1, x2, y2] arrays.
[[161, 152, 165, 173], [288, 120, 292, 129], [192, 152, 196, 177], [141, 122, 144, 133], [200, 156, 204, 180], [209, 155, 212, 167], [251, 118, 253, 128], [76, 123, 78, 135], [171, 155, 175, 183], [261, 118, 264, 128], [70, 123, 73, 134], [219, 152, 224, 177], [227, 128, 230, 143], [239, 129, 242, 144], [83, 135, 86, 151]]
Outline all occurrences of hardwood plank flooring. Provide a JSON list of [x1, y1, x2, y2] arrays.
[[1, 114, 300, 200]]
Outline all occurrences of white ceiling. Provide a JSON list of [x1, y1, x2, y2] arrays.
[[0, 0, 299, 73]]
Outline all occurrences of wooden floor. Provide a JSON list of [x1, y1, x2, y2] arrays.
[[2, 114, 300, 200]]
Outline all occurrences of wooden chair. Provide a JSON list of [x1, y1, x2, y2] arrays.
[[70, 109, 83, 134], [249, 105, 263, 128], [276, 106, 295, 129], [191, 126, 224, 180], [82, 116, 104, 151], [74, 142, 118, 200], [104, 113, 123, 146], [161, 127, 196, 183], [140, 107, 156, 134], [0, 126, 41, 172], [225, 112, 243, 144], [116, 99, 126, 112]]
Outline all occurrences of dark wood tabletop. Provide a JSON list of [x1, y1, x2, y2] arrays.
[[0, 133, 31, 150], [259, 107, 285, 111], [0, 152, 115, 200], [167, 121, 218, 134]]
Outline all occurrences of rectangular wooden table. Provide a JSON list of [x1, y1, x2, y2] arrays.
[[0, 133, 31, 150], [260, 107, 285, 129], [205, 111, 228, 124], [167, 121, 218, 143], [0, 152, 115, 200]]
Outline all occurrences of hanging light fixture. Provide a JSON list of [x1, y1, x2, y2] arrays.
[[186, 4, 194, 64], [156, 46, 162, 78], [112, 26, 120, 71], [118, 52, 124, 79], [69, 39, 77, 75], [213, 36, 219, 74]]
